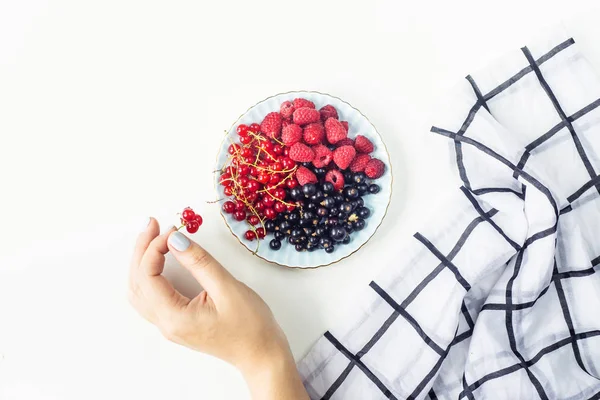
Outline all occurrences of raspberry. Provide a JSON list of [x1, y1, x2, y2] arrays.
[[282, 119, 292, 128], [303, 122, 325, 145], [325, 170, 345, 190], [281, 124, 303, 146], [260, 112, 282, 139], [365, 158, 386, 179], [289, 142, 315, 163], [341, 121, 349, 132], [349, 153, 371, 172], [319, 105, 338, 121], [280, 101, 295, 119], [312, 144, 333, 168], [296, 166, 318, 186], [293, 98, 315, 109], [355, 135, 374, 153], [293, 107, 321, 125], [325, 117, 348, 144], [336, 138, 354, 147], [333, 145, 356, 170]]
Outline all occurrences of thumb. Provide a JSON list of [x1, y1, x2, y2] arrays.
[[167, 231, 235, 297]]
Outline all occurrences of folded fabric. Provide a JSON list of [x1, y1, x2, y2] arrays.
[[298, 33, 600, 400]]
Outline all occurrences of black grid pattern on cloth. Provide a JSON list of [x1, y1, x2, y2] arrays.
[[307, 36, 600, 399]]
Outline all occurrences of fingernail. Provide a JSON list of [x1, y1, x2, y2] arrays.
[[141, 217, 151, 232], [169, 231, 190, 252]]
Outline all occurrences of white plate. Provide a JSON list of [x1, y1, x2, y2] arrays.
[[214, 91, 392, 269]]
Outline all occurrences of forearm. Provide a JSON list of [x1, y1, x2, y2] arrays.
[[242, 350, 309, 400]]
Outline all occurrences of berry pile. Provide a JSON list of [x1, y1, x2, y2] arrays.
[[219, 98, 386, 254], [180, 207, 203, 233]]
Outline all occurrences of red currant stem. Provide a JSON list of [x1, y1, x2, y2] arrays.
[[206, 197, 227, 204], [271, 136, 284, 146], [264, 191, 297, 207]]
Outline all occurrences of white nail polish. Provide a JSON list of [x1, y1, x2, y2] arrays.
[[169, 231, 191, 251]]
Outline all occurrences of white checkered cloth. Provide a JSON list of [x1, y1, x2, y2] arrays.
[[298, 34, 600, 400]]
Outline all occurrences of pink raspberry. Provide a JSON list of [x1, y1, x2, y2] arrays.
[[260, 112, 282, 139], [312, 144, 333, 168], [319, 105, 338, 121], [289, 143, 315, 163], [293, 107, 321, 126], [325, 170, 344, 191], [303, 123, 325, 145], [293, 98, 315, 109], [296, 166, 318, 186], [349, 153, 371, 172], [355, 135, 374, 153], [333, 145, 356, 170], [365, 158, 386, 179], [325, 117, 348, 144], [282, 124, 303, 146], [280, 101, 295, 119]]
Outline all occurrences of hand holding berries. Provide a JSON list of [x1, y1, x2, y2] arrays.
[[180, 207, 203, 234]]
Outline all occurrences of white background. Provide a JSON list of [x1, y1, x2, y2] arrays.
[[1, 1, 599, 399]]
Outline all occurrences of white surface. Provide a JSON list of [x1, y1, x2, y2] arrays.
[[215, 91, 393, 268], [0, 1, 599, 399]]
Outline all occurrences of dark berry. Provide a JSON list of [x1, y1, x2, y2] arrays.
[[303, 227, 315, 236], [265, 220, 276, 232], [325, 245, 335, 254], [269, 239, 282, 250], [302, 162, 312, 168], [295, 244, 305, 252], [322, 182, 335, 194], [322, 197, 336, 209], [307, 243, 318, 252], [339, 202, 353, 213], [315, 226, 327, 237], [353, 218, 366, 231], [356, 197, 365, 207], [338, 211, 349, 220], [314, 168, 327, 178], [279, 220, 292, 231], [368, 184, 381, 194], [357, 207, 371, 219], [344, 222, 354, 233], [302, 184, 317, 196], [288, 236, 299, 245], [307, 202, 317, 211], [330, 226, 347, 242], [333, 193, 345, 204], [319, 237, 333, 249], [356, 183, 369, 195], [274, 231, 285, 240], [353, 172, 367, 184], [329, 207, 339, 216], [310, 190, 324, 203], [342, 235, 351, 245], [344, 187, 359, 199], [343, 171, 353, 182], [303, 211, 316, 220], [288, 212, 300, 224], [291, 228, 303, 238], [308, 236, 319, 245], [290, 187, 304, 200], [317, 207, 328, 217]]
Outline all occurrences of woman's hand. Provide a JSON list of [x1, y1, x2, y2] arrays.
[[128, 218, 308, 400]]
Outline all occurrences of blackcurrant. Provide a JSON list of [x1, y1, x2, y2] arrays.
[[290, 187, 304, 200], [353, 172, 367, 184], [333, 194, 345, 204], [344, 222, 354, 233], [338, 212, 349, 220], [356, 197, 365, 207], [279, 220, 292, 232], [315, 227, 327, 237], [314, 168, 327, 178], [291, 228, 303, 238], [343, 171, 353, 182], [319, 237, 333, 249], [302, 184, 317, 197], [310, 190, 324, 203], [356, 183, 369, 195], [269, 239, 282, 250], [274, 231, 285, 240], [308, 236, 319, 245], [344, 187, 359, 199], [317, 207, 328, 217], [339, 202, 353, 213], [357, 207, 371, 219], [322, 182, 335, 194], [353, 218, 366, 231], [307, 202, 317, 211], [342, 235, 351, 245], [368, 184, 381, 194], [265, 220, 276, 232], [322, 197, 336, 209], [330, 226, 347, 242], [307, 243, 318, 252], [325, 245, 335, 254], [329, 207, 339, 216]]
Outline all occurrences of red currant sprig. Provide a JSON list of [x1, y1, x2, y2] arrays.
[[180, 207, 203, 234]]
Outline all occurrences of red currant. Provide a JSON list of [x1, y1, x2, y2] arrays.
[[281, 157, 295, 170], [247, 215, 260, 225], [273, 188, 286, 199], [283, 148, 290, 157], [263, 196, 275, 207], [247, 180, 260, 192], [237, 124, 249, 136], [255, 201, 265, 211], [234, 210, 246, 221], [264, 208, 276, 220], [238, 165, 250, 176], [240, 147, 253, 158], [273, 144, 283, 155], [256, 227, 266, 239], [269, 173, 282, 185], [274, 202, 286, 213], [224, 186, 233, 196], [244, 230, 257, 241], [219, 173, 232, 186], [182, 207, 196, 222], [240, 135, 252, 145], [223, 201, 235, 213], [235, 200, 246, 211], [238, 176, 250, 187], [249, 166, 258, 176], [286, 204, 296, 212], [286, 178, 299, 189], [260, 141, 273, 152], [246, 192, 258, 202], [228, 143, 241, 155], [225, 166, 236, 175], [186, 220, 200, 234], [257, 173, 269, 184], [249, 123, 261, 134], [272, 162, 283, 172], [194, 214, 203, 226]]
